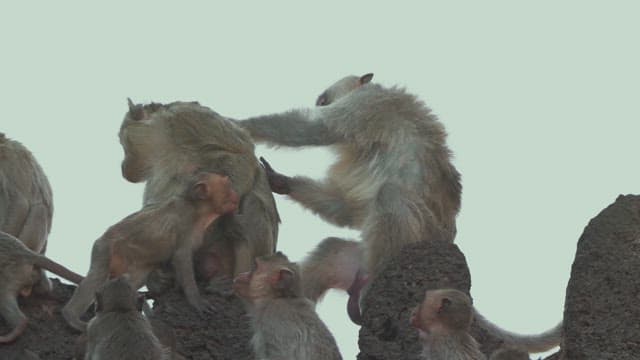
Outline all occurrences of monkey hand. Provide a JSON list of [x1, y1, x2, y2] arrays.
[[259, 157, 292, 195]]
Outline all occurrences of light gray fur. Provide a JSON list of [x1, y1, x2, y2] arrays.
[[0, 133, 54, 294], [240, 75, 461, 274], [84, 278, 169, 360], [250, 294, 342, 360], [119, 101, 278, 280]]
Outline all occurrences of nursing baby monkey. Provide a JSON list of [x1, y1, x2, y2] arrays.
[[62, 171, 239, 331], [233, 252, 342, 360], [119, 100, 279, 293], [0, 231, 83, 343], [0, 133, 54, 295]]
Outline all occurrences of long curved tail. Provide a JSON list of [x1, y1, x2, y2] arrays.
[[33, 255, 85, 284], [474, 308, 562, 353]]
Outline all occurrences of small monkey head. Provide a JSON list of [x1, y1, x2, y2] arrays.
[[410, 289, 473, 337], [185, 172, 240, 215], [94, 276, 144, 313], [233, 252, 302, 303], [316, 73, 374, 106]]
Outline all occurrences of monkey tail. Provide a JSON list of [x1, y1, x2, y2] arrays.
[[473, 308, 562, 353], [32, 255, 85, 284]]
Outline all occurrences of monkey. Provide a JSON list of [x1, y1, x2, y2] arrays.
[[0, 231, 83, 343], [410, 289, 486, 360], [119, 100, 279, 293], [239, 73, 461, 302], [488, 347, 530, 360], [233, 252, 343, 360], [0, 133, 54, 295], [62, 171, 239, 331], [240, 74, 562, 352], [84, 276, 169, 360]]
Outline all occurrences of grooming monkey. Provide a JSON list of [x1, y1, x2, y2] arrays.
[[0, 231, 83, 343], [245, 74, 562, 352], [62, 171, 239, 331], [119, 100, 279, 290], [240, 73, 460, 277], [0, 133, 54, 295], [233, 252, 342, 360], [410, 289, 486, 360], [84, 276, 169, 360]]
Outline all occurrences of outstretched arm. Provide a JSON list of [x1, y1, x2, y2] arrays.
[[239, 109, 340, 147]]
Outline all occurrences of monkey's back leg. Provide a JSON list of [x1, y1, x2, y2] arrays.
[[62, 240, 111, 331], [361, 182, 440, 273]]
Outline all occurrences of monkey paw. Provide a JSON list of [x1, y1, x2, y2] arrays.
[[259, 157, 292, 195]]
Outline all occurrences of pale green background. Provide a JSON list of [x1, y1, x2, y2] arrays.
[[2, 2, 639, 359]]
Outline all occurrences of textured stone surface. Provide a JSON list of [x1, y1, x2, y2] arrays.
[[356, 240, 504, 359], [560, 195, 640, 360]]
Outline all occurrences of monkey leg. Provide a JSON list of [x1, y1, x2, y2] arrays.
[[62, 242, 110, 331], [18, 204, 52, 294], [0, 294, 28, 343], [288, 176, 358, 228], [172, 245, 214, 314]]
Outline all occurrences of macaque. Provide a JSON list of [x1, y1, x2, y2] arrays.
[[410, 289, 486, 360], [119, 100, 279, 291], [240, 73, 460, 310], [62, 171, 239, 331], [0, 133, 54, 295], [0, 231, 83, 343], [84, 276, 169, 360], [233, 252, 342, 360]]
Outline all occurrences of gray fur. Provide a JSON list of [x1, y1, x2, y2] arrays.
[[85, 277, 169, 360], [0, 133, 54, 294], [419, 333, 486, 360], [119, 101, 279, 281], [250, 297, 342, 360], [240, 75, 461, 274]]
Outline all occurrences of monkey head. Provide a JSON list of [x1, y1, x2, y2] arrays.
[[185, 172, 239, 215], [233, 252, 302, 303], [315, 73, 374, 106], [410, 289, 473, 337], [94, 276, 144, 313]]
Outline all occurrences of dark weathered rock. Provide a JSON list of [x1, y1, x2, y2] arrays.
[[149, 279, 253, 360], [0, 279, 80, 360], [356, 240, 504, 359], [560, 195, 640, 360], [0, 278, 252, 359]]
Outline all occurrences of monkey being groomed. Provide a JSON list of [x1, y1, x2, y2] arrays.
[[0, 133, 54, 296], [62, 171, 239, 331], [233, 252, 342, 360], [119, 100, 279, 294], [0, 231, 83, 343]]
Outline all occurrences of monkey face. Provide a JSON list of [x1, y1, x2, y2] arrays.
[[315, 73, 374, 106]]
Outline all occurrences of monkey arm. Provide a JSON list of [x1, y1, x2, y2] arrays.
[[239, 110, 340, 147], [288, 176, 357, 228]]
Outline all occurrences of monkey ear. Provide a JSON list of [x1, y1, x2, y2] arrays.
[[272, 268, 295, 290], [190, 182, 209, 200], [360, 73, 374, 85], [127, 98, 146, 121]]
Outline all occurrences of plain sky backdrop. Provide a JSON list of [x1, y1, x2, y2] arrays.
[[2, 2, 639, 359]]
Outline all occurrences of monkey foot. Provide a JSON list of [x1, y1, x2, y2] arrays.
[[0, 318, 28, 344]]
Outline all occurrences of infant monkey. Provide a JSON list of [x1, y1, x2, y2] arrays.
[[63, 171, 239, 331], [84, 276, 169, 359], [233, 252, 342, 360], [0, 231, 83, 343], [411, 289, 486, 360]]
